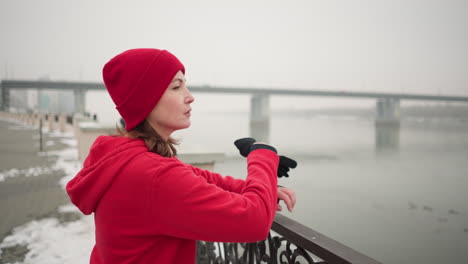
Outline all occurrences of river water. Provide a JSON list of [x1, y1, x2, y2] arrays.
[[87, 92, 468, 263]]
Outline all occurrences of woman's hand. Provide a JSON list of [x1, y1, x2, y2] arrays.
[[277, 186, 296, 212]]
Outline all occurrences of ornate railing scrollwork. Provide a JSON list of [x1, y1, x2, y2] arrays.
[[197, 233, 319, 264]]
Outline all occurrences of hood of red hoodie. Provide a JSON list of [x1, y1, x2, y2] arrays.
[[66, 135, 148, 215]]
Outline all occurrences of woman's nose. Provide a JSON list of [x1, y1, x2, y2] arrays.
[[185, 89, 195, 104]]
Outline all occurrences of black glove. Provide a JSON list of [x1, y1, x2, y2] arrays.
[[234, 137, 277, 156], [234, 137, 256, 157], [277, 155, 297, 178], [234, 138, 297, 178]]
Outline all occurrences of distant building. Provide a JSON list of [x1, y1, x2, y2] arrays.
[[9, 89, 75, 113]]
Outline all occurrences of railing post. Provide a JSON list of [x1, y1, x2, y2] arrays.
[[47, 112, 55, 132], [39, 118, 43, 152], [1, 82, 10, 111], [250, 93, 270, 143], [59, 113, 67, 132]]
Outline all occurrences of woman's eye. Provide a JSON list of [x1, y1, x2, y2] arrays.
[[172, 86, 180, 90]]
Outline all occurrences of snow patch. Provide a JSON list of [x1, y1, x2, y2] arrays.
[[0, 167, 54, 182], [0, 216, 94, 264]]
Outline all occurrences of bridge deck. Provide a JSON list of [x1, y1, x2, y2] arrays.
[[2, 80, 468, 102]]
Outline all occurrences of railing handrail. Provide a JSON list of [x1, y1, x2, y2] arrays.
[[272, 213, 381, 264]]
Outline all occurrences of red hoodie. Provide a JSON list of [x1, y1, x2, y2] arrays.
[[66, 136, 279, 264]]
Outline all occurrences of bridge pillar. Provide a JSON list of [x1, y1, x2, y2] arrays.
[[73, 88, 86, 114], [1, 84, 10, 111], [250, 94, 270, 143], [375, 98, 400, 153]]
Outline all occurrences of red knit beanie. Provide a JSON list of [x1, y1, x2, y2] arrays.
[[103, 48, 185, 131]]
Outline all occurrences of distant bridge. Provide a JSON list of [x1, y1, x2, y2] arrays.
[[2, 79, 468, 102], [2, 79, 468, 152]]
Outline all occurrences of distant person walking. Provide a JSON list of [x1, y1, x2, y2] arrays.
[[66, 48, 296, 264]]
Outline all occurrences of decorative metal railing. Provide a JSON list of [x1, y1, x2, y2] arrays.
[[196, 213, 381, 264]]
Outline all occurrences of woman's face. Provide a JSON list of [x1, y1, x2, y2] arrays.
[[147, 70, 194, 139]]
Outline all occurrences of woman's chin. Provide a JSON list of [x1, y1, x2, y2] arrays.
[[175, 122, 191, 131]]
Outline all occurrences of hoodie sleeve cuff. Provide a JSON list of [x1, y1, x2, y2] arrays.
[[249, 143, 277, 154]]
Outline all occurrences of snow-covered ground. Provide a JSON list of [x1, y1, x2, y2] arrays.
[[0, 207, 94, 264], [0, 167, 55, 182], [0, 120, 93, 264]]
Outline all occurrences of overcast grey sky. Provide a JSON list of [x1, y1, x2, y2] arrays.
[[1, 0, 467, 96]]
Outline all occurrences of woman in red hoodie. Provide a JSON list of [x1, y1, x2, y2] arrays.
[[66, 48, 296, 264]]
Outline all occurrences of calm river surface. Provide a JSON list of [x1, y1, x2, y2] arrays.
[[190, 110, 468, 264]]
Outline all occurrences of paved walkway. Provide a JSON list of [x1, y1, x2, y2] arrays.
[[0, 119, 72, 241]]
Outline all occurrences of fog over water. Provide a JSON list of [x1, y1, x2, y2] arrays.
[[209, 108, 468, 264]]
